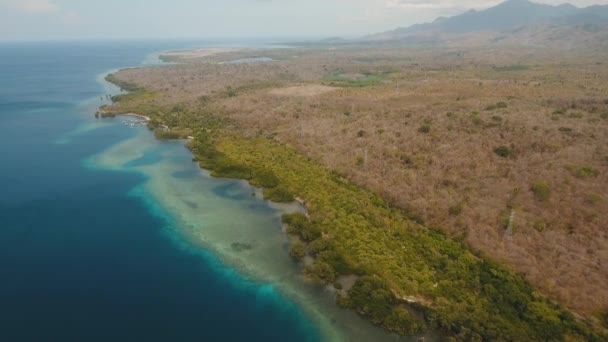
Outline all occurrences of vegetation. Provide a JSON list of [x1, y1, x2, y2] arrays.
[[289, 240, 306, 260], [418, 124, 431, 134], [105, 74, 142, 92], [339, 275, 424, 335], [101, 46, 608, 340], [324, 71, 386, 87], [531, 181, 551, 202], [448, 204, 463, 216], [573, 166, 600, 178], [186, 130, 600, 340], [263, 187, 295, 202], [154, 130, 181, 140], [494, 145, 513, 158], [485, 102, 507, 111]]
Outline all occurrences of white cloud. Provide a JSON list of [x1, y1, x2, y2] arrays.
[[0, 0, 60, 14]]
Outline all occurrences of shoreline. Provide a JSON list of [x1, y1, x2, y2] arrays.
[[97, 47, 594, 337], [121, 113, 151, 121], [89, 125, 402, 342], [94, 58, 399, 341], [95, 108, 151, 122]]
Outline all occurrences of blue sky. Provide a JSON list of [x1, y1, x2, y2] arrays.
[[0, 0, 606, 40]]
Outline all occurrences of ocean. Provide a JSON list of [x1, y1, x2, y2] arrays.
[[0, 40, 407, 342], [0, 40, 323, 342]]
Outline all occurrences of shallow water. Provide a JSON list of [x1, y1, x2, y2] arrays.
[[0, 40, 320, 342], [0, 41, 406, 341], [88, 122, 411, 341]]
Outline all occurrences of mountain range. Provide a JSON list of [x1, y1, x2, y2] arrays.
[[365, 0, 608, 49]]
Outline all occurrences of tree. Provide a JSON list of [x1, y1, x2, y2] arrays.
[[289, 240, 306, 260]]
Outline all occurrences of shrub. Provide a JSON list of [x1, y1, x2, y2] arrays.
[[418, 125, 431, 134], [251, 169, 280, 188], [531, 181, 551, 202], [212, 163, 253, 180], [384, 307, 423, 336], [575, 166, 599, 178], [585, 193, 603, 206], [305, 261, 336, 282], [494, 146, 513, 158], [356, 157, 365, 166], [263, 187, 294, 203], [533, 219, 547, 232], [496, 102, 508, 108], [357, 130, 366, 137], [148, 118, 161, 129], [600, 311, 608, 328], [283, 213, 307, 228], [226, 86, 237, 97], [154, 130, 181, 140], [524, 301, 564, 341], [282, 213, 321, 242], [400, 154, 414, 167], [449, 204, 463, 216], [345, 276, 394, 324], [308, 238, 331, 255], [289, 240, 306, 260], [470, 113, 483, 126]]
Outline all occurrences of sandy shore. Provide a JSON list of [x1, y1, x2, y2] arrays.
[[122, 113, 151, 121]]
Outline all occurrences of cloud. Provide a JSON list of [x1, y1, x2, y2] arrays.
[[0, 0, 60, 14]]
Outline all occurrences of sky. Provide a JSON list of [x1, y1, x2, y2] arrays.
[[0, 0, 607, 41]]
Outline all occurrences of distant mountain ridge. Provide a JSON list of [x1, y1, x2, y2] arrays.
[[368, 0, 608, 41]]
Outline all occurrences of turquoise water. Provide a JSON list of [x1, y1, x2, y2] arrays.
[[0, 41, 406, 342], [0, 41, 322, 341]]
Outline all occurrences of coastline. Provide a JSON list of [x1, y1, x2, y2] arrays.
[[95, 108, 150, 121], [121, 113, 151, 121], [93, 55, 407, 341], [98, 48, 606, 341], [89, 122, 404, 342], [1, 41, 339, 342]]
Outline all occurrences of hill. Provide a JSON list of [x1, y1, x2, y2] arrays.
[[366, 0, 608, 48]]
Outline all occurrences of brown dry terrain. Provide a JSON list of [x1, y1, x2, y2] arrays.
[[111, 45, 608, 317]]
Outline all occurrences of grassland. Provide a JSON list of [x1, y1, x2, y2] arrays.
[[102, 45, 608, 339]]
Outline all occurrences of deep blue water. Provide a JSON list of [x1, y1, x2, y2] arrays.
[[0, 41, 319, 341]]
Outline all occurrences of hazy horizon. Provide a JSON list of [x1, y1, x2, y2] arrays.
[[1, 0, 608, 41]]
